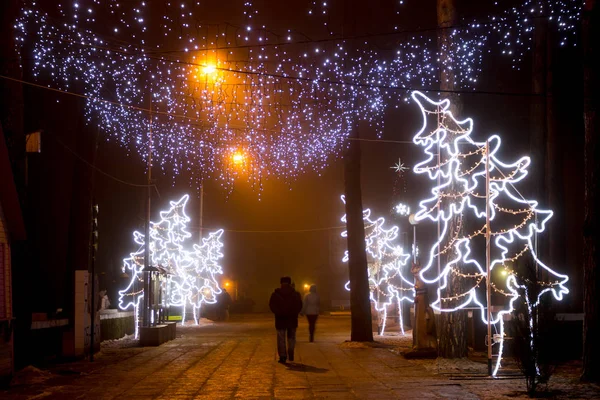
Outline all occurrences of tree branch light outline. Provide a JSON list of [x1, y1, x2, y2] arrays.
[[409, 90, 569, 376], [119, 194, 224, 335], [341, 196, 414, 335]]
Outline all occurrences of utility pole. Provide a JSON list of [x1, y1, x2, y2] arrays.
[[199, 184, 204, 243], [90, 203, 99, 361], [143, 101, 153, 328], [485, 140, 493, 376]]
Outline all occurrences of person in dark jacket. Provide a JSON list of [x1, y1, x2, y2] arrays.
[[269, 276, 303, 363], [217, 288, 232, 321]]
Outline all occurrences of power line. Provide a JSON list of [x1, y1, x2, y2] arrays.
[[17, 14, 550, 98], [190, 225, 346, 234], [42, 129, 160, 193], [0, 74, 416, 145]]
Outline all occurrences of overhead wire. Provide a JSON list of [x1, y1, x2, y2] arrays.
[[189, 225, 346, 234], [0, 74, 415, 145], [40, 128, 160, 193]]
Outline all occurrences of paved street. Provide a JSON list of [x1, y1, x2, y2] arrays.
[[3, 315, 482, 399]]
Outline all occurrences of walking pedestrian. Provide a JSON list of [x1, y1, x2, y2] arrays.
[[269, 276, 303, 363], [217, 288, 232, 321], [302, 285, 320, 342]]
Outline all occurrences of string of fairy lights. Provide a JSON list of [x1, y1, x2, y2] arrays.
[[14, 0, 582, 190]]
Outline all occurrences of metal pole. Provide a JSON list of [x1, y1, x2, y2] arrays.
[[437, 109, 441, 283], [90, 202, 97, 361], [412, 221, 417, 344], [485, 140, 493, 376], [89, 126, 100, 361], [143, 99, 153, 328], [199, 184, 204, 243], [90, 260, 95, 360]]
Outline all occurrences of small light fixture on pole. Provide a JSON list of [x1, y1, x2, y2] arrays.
[[408, 214, 419, 264]]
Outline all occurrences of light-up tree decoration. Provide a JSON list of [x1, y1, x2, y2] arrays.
[[341, 196, 414, 335], [170, 230, 225, 325], [410, 91, 569, 376], [119, 230, 147, 337], [119, 195, 224, 333]]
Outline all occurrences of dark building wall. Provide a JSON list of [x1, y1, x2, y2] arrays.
[[1, 0, 95, 367]]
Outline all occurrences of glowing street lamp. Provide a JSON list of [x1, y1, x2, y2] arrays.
[[190, 62, 219, 82], [232, 150, 245, 166], [202, 64, 217, 75]]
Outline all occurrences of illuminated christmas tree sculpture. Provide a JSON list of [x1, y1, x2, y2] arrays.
[[341, 196, 413, 335], [118, 230, 147, 337], [170, 229, 225, 325], [410, 91, 569, 376], [119, 195, 224, 333]]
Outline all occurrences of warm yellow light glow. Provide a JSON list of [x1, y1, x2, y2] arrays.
[[500, 270, 508, 277], [202, 64, 217, 74], [303, 284, 310, 290], [232, 151, 245, 165], [225, 282, 230, 287]]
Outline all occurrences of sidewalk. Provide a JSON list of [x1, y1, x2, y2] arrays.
[[2, 314, 580, 399], [2, 315, 480, 399]]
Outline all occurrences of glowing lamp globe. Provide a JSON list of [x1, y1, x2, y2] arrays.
[[408, 214, 419, 225], [202, 65, 217, 74], [232, 151, 245, 165]]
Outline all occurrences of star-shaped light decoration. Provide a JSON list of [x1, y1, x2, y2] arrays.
[[395, 203, 411, 216], [391, 158, 409, 174]]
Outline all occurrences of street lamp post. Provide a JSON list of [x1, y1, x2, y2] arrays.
[[199, 184, 204, 243], [408, 214, 419, 264], [143, 97, 153, 328]]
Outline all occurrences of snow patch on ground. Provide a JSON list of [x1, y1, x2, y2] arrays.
[[10, 366, 52, 386], [375, 331, 413, 349], [101, 333, 139, 349], [420, 357, 488, 374], [178, 318, 214, 327]]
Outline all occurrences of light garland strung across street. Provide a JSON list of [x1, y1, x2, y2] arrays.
[[409, 90, 569, 376], [119, 195, 224, 336], [14, 1, 581, 191], [340, 196, 413, 335]]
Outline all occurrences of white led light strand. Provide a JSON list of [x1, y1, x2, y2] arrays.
[[341, 196, 414, 335], [14, 1, 581, 192], [410, 90, 569, 376], [119, 195, 224, 334]]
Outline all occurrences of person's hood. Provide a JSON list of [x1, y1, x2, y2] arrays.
[[309, 285, 317, 293]]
